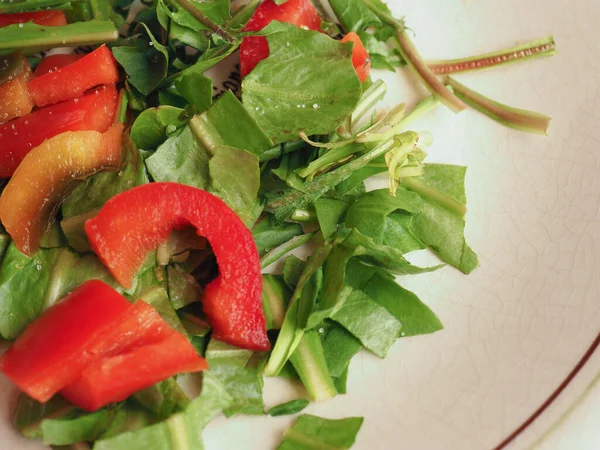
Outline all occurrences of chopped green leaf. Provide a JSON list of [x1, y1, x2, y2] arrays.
[[267, 399, 309, 417], [130, 106, 188, 151], [278, 414, 364, 450]]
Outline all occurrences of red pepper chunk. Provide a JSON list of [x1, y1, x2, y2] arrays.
[[341, 32, 371, 83], [61, 332, 207, 412], [85, 183, 270, 351], [34, 54, 84, 77], [0, 280, 132, 403], [0, 11, 67, 27], [28, 45, 119, 107], [0, 84, 118, 178], [240, 0, 322, 77]]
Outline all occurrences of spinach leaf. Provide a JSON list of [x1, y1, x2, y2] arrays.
[[94, 374, 232, 450], [314, 197, 349, 241], [169, 0, 230, 31], [243, 22, 362, 144], [329, 0, 393, 36], [381, 212, 426, 254], [209, 146, 260, 226], [320, 320, 362, 378], [278, 414, 364, 450], [253, 215, 303, 257], [282, 254, 305, 288], [404, 164, 479, 274], [344, 188, 423, 243], [130, 106, 188, 151], [62, 134, 149, 219], [173, 72, 213, 113], [146, 125, 212, 189], [363, 272, 443, 337], [267, 399, 309, 417], [205, 339, 266, 417]]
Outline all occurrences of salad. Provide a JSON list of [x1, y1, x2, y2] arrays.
[[0, 0, 554, 449]]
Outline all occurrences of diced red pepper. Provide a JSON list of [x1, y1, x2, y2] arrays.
[[0, 58, 34, 123], [28, 45, 119, 107], [0, 280, 132, 402], [34, 54, 84, 77], [240, 0, 322, 77], [85, 182, 270, 351], [0, 10, 67, 28], [0, 84, 118, 178], [341, 32, 371, 83], [61, 332, 207, 411], [0, 123, 123, 255]]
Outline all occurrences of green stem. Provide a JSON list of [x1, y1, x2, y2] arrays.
[[295, 143, 360, 179], [0, 0, 70, 13], [427, 36, 556, 74], [350, 79, 387, 128], [227, 0, 262, 30], [174, 0, 238, 44], [400, 177, 467, 216], [448, 77, 551, 135], [290, 330, 338, 402], [290, 209, 317, 222], [116, 89, 129, 124], [261, 232, 316, 269], [262, 274, 290, 330]]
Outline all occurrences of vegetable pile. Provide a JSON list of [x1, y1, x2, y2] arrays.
[[0, 0, 554, 449]]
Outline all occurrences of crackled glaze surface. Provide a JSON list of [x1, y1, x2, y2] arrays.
[[1, 0, 600, 449]]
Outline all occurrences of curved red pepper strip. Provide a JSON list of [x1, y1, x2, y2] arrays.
[[85, 182, 270, 352]]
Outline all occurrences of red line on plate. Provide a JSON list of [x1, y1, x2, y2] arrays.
[[494, 330, 600, 450]]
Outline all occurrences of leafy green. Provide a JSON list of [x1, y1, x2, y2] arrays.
[[174, 72, 213, 113], [267, 399, 310, 417], [282, 255, 305, 289], [242, 22, 362, 144], [94, 374, 232, 450], [205, 339, 266, 417], [209, 146, 260, 226], [381, 212, 426, 254], [363, 272, 443, 337], [62, 134, 149, 219], [321, 321, 362, 378], [314, 197, 349, 241], [130, 106, 188, 151], [99, 403, 153, 440], [260, 232, 315, 270], [403, 164, 479, 274], [14, 394, 74, 440], [41, 407, 118, 446], [132, 378, 190, 421], [0, 0, 73, 13], [167, 264, 202, 310], [278, 414, 364, 450], [262, 274, 291, 330], [169, 0, 231, 31], [0, 20, 118, 54], [329, 0, 394, 37], [252, 215, 303, 257]]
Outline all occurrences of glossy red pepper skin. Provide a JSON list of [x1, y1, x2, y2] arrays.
[[0, 11, 67, 27], [28, 45, 119, 107], [341, 32, 371, 83], [85, 182, 270, 352], [61, 332, 207, 411], [0, 84, 118, 178], [0, 58, 33, 123], [34, 54, 84, 77], [0, 280, 133, 402], [240, 0, 322, 77]]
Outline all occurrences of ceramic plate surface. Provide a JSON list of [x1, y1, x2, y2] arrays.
[[1, 0, 600, 449]]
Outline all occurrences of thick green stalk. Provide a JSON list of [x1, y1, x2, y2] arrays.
[[448, 77, 551, 135], [295, 143, 360, 179], [260, 232, 316, 269], [427, 36, 556, 74], [290, 331, 338, 402], [400, 176, 467, 216], [351, 79, 387, 127]]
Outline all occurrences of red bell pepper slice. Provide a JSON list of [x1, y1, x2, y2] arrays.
[[61, 332, 207, 411], [240, 0, 322, 77], [85, 182, 270, 351], [0, 10, 67, 28], [341, 32, 371, 83], [34, 54, 84, 77], [0, 123, 123, 255], [27, 44, 119, 107], [0, 280, 132, 403], [0, 57, 34, 123], [0, 84, 118, 178]]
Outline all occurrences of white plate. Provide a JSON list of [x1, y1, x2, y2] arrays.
[[2, 0, 600, 449]]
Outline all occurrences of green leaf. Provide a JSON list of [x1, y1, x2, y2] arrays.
[[208, 146, 260, 226], [174, 72, 213, 112], [403, 164, 479, 274], [130, 106, 188, 151], [278, 414, 364, 450], [169, 0, 231, 31], [331, 289, 401, 358], [314, 197, 349, 241], [41, 407, 118, 446], [99, 402, 152, 440], [0, 20, 118, 54], [14, 394, 74, 440], [146, 125, 212, 189], [321, 320, 362, 378], [94, 374, 233, 450], [329, 0, 393, 35], [381, 212, 426, 254], [282, 255, 305, 289], [167, 264, 202, 310], [132, 378, 190, 421], [262, 274, 291, 330], [62, 134, 150, 219], [267, 399, 309, 417], [0, 0, 73, 13], [253, 214, 303, 257], [205, 339, 266, 417], [363, 272, 443, 337], [242, 22, 362, 144], [344, 188, 423, 243]]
